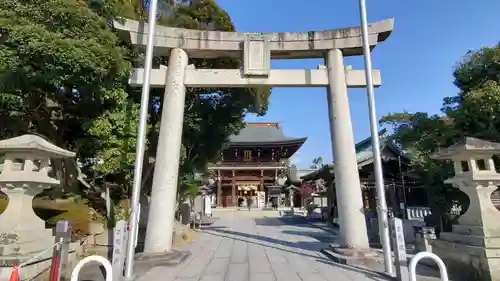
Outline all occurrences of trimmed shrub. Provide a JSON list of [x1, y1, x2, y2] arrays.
[[0, 195, 94, 240]]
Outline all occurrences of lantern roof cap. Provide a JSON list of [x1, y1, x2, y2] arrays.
[[0, 134, 75, 158]]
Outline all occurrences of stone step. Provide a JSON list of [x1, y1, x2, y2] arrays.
[[320, 247, 385, 268], [190, 215, 219, 226], [452, 224, 485, 236], [439, 232, 500, 248]]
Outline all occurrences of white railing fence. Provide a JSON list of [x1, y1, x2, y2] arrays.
[[409, 251, 448, 281], [70, 255, 113, 281], [405, 205, 462, 221], [406, 207, 432, 220]]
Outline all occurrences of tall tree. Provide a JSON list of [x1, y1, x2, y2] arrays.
[[0, 0, 270, 205], [125, 0, 271, 197], [0, 0, 138, 197], [310, 156, 324, 169], [380, 43, 500, 231]]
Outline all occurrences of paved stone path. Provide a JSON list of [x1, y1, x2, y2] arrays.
[[137, 210, 388, 281]]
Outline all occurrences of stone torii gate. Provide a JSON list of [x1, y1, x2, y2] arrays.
[[114, 18, 394, 255]]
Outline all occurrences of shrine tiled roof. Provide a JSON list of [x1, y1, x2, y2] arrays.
[[354, 129, 407, 165], [300, 129, 408, 181], [229, 122, 307, 146]]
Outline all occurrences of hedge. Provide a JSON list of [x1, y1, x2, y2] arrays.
[[0, 195, 94, 240]]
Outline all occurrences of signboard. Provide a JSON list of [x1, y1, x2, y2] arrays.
[[313, 197, 327, 207], [390, 218, 409, 281], [112, 220, 129, 281], [257, 191, 265, 208], [267, 186, 281, 196]]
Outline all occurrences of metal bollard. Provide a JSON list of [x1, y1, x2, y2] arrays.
[[49, 237, 64, 281], [51, 220, 72, 281], [70, 255, 113, 281], [409, 251, 448, 281]]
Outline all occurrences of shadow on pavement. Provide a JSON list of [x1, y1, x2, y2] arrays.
[[319, 257, 454, 281], [316, 259, 391, 281], [280, 230, 338, 243], [253, 217, 287, 226], [203, 228, 393, 281], [202, 226, 227, 230], [254, 216, 322, 226], [203, 228, 329, 261], [204, 226, 326, 251]]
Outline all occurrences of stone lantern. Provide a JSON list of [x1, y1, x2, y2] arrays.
[[431, 137, 500, 281], [0, 134, 75, 269], [277, 174, 288, 186]]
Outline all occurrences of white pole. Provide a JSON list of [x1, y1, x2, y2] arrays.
[[124, 0, 160, 278], [357, 0, 393, 274]]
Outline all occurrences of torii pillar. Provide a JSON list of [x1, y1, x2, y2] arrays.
[[114, 17, 394, 255]]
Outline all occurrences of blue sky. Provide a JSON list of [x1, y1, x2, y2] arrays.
[[216, 0, 500, 168]]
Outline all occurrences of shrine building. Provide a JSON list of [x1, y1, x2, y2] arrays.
[[208, 122, 306, 208], [301, 129, 428, 219]]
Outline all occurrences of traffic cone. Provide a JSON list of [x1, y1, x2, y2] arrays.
[[9, 265, 19, 281]]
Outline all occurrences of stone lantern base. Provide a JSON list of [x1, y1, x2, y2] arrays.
[[0, 186, 55, 280], [0, 251, 53, 280], [0, 134, 78, 280], [429, 137, 500, 281], [432, 224, 500, 281], [0, 230, 53, 253], [0, 228, 54, 280]]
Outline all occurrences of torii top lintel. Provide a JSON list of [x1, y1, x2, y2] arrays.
[[113, 18, 394, 59]]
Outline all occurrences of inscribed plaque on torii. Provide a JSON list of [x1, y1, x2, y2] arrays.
[[243, 34, 270, 76]]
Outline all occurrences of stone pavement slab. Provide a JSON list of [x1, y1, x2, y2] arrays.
[[135, 210, 387, 281]]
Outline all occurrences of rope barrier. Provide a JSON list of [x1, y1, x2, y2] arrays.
[[19, 239, 62, 269]]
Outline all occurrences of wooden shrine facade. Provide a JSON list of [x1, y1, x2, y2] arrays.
[[208, 122, 306, 207], [301, 129, 428, 218]]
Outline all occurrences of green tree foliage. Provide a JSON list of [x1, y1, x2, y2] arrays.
[[178, 173, 199, 207], [0, 0, 132, 140], [0, 0, 269, 204], [310, 156, 324, 169], [128, 0, 272, 195], [380, 43, 500, 231], [0, 0, 138, 196]]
